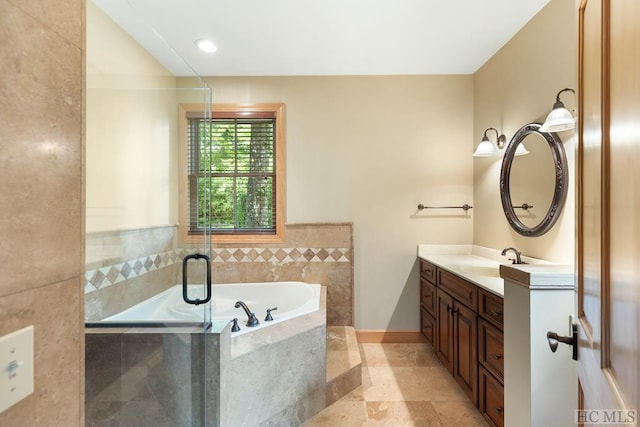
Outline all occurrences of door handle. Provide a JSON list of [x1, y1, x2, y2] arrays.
[[546, 323, 578, 361], [182, 253, 212, 306]]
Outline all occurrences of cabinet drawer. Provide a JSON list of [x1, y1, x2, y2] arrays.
[[478, 319, 504, 382], [478, 289, 504, 329], [479, 367, 504, 427], [420, 307, 436, 346], [421, 279, 437, 316], [420, 260, 437, 285], [438, 269, 478, 310]]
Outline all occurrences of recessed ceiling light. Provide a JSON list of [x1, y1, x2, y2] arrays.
[[195, 39, 217, 53]]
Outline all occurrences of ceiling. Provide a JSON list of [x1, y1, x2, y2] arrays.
[[93, 0, 551, 77]]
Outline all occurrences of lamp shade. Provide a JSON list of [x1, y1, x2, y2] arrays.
[[539, 106, 575, 132], [473, 139, 501, 157]]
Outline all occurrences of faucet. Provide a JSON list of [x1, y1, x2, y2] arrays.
[[234, 301, 260, 327], [501, 247, 525, 264]]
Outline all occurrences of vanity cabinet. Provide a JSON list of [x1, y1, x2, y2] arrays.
[[435, 288, 454, 370], [420, 260, 437, 346], [479, 366, 504, 427], [419, 259, 504, 423], [436, 285, 478, 405], [477, 289, 504, 427]]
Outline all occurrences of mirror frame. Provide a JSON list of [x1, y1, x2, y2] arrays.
[[499, 123, 568, 237]]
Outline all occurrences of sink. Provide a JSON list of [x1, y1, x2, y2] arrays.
[[456, 265, 500, 278]]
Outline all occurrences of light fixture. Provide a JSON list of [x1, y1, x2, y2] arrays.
[[195, 38, 217, 53], [473, 127, 507, 157], [539, 88, 575, 132]]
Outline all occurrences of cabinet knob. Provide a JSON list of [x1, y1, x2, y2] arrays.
[[494, 407, 503, 414], [491, 354, 503, 360]]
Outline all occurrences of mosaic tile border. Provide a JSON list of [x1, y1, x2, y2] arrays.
[[85, 247, 351, 294]]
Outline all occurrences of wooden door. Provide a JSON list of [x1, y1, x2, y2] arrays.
[[577, 0, 640, 422], [454, 301, 478, 405], [436, 289, 454, 372]]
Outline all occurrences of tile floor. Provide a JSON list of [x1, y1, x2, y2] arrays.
[[303, 342, 489, 427]]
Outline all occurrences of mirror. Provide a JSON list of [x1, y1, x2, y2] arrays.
[[500, 123, 568, 237]]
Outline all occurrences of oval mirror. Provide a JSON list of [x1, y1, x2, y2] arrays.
[[499, 123, 568, 237]]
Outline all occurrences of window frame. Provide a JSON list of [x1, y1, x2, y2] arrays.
[[178, 103, 286, 244]]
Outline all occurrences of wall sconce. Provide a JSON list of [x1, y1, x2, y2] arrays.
[[473, 127, 506, 157], [473, 128, 529, 157], [540, 88, 575, 132]]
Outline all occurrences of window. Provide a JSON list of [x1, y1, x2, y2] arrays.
[[179, 104, 285, 243]]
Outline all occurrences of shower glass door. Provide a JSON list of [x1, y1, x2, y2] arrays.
[[85, 1, 215, 425]]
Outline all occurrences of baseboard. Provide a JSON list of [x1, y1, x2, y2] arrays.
[[356, 330, 425, 343]]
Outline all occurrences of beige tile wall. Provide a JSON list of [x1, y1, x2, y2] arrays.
[[183, 223, 355, 326], [0, 0, 84, 425], [85, 223, 354, 326]]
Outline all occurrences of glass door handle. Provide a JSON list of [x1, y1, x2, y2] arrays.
[[182, 253, 212, 305]]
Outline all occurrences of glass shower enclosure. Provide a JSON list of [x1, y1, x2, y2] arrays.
[[84, 1, 217, 425]]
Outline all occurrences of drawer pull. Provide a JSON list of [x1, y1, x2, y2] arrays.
[[494, 407, 503, 414], [490, 310, 502, 317], [491, 354, 503, 360]]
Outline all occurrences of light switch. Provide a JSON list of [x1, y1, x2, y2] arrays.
[[0, 325, 34, 413]]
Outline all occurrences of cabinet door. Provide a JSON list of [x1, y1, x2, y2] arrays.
[[421, 278, 437, 316], [479, 367, 504, 427], [420, 260, 437, 285], [478, 319, 504, 382], [436, 289, 454, 372], [453, 301, 478, 405], [420, 306, 436, 346], [478, 289, 503, 330]]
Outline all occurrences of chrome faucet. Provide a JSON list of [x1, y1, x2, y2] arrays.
[[501, 247, 525, 264], [234, 301, 260, 327]]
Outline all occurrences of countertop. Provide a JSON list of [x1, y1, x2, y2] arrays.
[[417, 245, 554, 297]]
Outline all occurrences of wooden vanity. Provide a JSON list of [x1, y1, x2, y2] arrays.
[[419, 257, 504, 427], [419, 246, 577, 427]]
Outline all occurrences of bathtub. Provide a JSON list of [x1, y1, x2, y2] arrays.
[[87, 281, 327, 426], [104, 281, 321, 336]]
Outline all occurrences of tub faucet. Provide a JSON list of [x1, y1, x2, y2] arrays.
[[501, 247, 525, 264], [234, 301, 260, 327]]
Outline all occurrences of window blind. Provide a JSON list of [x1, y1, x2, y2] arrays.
[[186, 113, 277, 235]]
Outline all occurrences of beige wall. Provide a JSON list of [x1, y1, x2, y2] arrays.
[[473, 0, 577, 264], [0, 0, 84, 425], [86, 1, 180, 232], [178, 75, 475, 330], [84, 0, 575, 335]]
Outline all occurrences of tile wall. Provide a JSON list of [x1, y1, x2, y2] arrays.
[[85, 223, 354, 326], [0, 0, 85, 425]]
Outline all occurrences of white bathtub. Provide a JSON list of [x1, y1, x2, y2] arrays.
[[104, 281, 321, 336]]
